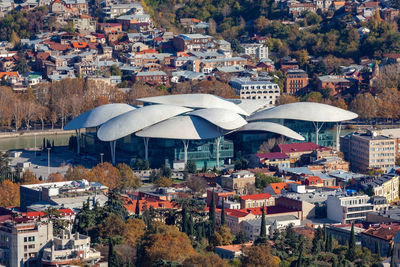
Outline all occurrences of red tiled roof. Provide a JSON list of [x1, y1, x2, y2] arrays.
[[243, 206, 300, 216], [256, 152, 289, 160], [304, 176, 323, 185], [0, 72, 19, 78], [267, 181, 301, 195], [36, 52, 50, 60], [277, 142, 328, 153], [72, 42, 88, 48], [137, 49, 158, 54], [362, 223, 400, 241], [241, 193, 272, 201], [215, 243, 253, 252], [124, 198, 175, 214], [48, 42, 71, 51]]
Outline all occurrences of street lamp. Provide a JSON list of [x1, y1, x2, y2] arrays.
[[100, 153, 104, 164], [47, 148, 51, 175]]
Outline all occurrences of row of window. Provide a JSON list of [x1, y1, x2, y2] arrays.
[[242, 85, 279, 90]]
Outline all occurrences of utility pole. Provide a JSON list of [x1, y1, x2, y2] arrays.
[[47, 148, 51, 175]]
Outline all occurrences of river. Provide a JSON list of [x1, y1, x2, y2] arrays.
[[0, 133, 74, 151]]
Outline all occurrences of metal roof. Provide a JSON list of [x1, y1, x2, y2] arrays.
[[189, 108, 247, 130], [97, 105, 192, 141], [64, 103, 135, 130], [138, 94, 249, 115], [237, 121, 305, 141], [248, 102, 358, 122], [136, 115, 224, 140]]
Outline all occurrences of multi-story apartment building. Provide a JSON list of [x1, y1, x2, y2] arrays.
[[103, 3, 144, 19], [172, 34, 215, 52], [229, 78, 280, 104], [284, 69, 309, 94], [221, 170, 256, 195], [327, 194, 374, 224], [0, 220, 53, 267], [134, 71, 170, 86], [196, 57, 246, 73], [241, 43, 269, 59], [41, 232, 101, 266], [340, 131, 396, 171], [375, 128, 400, 157], [359, 173, 399, 203]]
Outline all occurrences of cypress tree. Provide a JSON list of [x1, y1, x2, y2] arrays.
[[182, 207, 188, 234], [135, 198, 140, 216], [391, 252, 395, 267], [346, 222, 356, 261], [327, 234, 333, 252], [221, 198, 226, 226], [332, 257, 338, 267], [108, 239, 119, 267], [323, 224, 327, 242], [296, 241, 304, 267], [188, 214, 194, 237], [376, 242, 381, 260], [388, 243, 393, 258], [209, 191, 216, 237], [260, 205, 266, 238]]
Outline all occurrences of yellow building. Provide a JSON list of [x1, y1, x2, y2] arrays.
[[364, 173, 399, 203]]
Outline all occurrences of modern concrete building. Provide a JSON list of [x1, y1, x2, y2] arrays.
[[340, 131, 395, 171], [327, 194, 374, 224], [65, 95, 357, 169], [229, 78, 280, 104], [41, 231, 101, 266], [20, 180, 108, 212], [0, 220, 53, 267]]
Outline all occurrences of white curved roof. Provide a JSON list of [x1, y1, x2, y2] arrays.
[[189, 108, 247, 130], [64, 103, 136, 130], [248, 102, 358, 122], [97, 105, 192, 141], [136, 115, 224, 140], [228, 99, 270, 115], [138, 94, 249, 116], [237, 122, 305, 141]]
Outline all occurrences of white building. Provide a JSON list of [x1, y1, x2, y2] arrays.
[[241, 43, 269, 59], [327, 194, 374, 224], [0, 220, 53, 267], [229, 78, 280, 106], [242, 215, 300, 241]]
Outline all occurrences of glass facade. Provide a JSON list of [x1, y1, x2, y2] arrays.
[[81, 128, 234, 168]]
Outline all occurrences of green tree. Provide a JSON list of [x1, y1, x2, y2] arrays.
[[135, 198, 140, 216], [346, 223, 356, 261], [160, 165, 172, 178], [110, 64, 122, 76], [376, 241, 381, 260], [312, 226, 324, 253], [105, 190, 128, 220], [221, 198, 225, 226], [185, 160, 197, 174], [209, 191, 216, 237], [233, 231, 247, 244], [108, 238, 120, 267]]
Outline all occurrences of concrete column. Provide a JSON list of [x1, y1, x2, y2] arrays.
[[110, 141, 116, 165], [215, 136, 221, 168], [182, 140, 189, 164], [312, 121, 325, 145], [143, 137, 149, 161], [336, 122, 342, 151], [75, 129, 81, 155]]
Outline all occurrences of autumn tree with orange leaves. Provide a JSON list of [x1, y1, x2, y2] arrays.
[[0, 180, 19, 206]]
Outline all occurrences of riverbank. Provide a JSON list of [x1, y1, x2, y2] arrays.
[[0, 129, 84, 139]]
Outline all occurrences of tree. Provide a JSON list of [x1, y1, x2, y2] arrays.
[[255, 173, 282, 190], [153, 177, 173, 188], [15, 53, 30, 74], [221, 198, 225, 226], [182, 253, 229, 267], [233, 231, 247, 244], [260, 206, 266, 239], [185, 175, 207, 196], [110, 64, 122, 76], [376, 241, 381, 260], [349, 93, 377, 121], [141, 222, 195, 265], [241, 245, 279, 267], [312, 226, 324, 253], [209, 191, 216, 237], [346, 222, 356, 261], [21, 170, 42, 184], [47, 173, 65, 182], [117, 163, 141, 189], [184, 160, 197, 174], [0, 180, 19, 206], [326, 233, 333, 252], [277, 94, 298, 105], [160, 165, 172, 178], [135, 198, 140, 216], [10, 31, 20, 46], [124, 218, 146, 247], [105, 190, 128, 219], [108, 238, 120, 267], [209, 226, 234, 250], [296, 241, 304, 267], [99, 213, 126, 240]]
